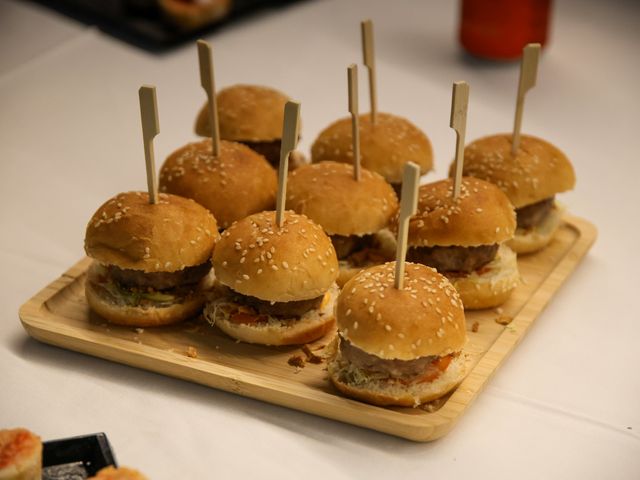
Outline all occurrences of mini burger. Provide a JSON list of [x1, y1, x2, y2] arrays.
[[328, 262, 467, 407], [204, 211, 339, 345], [0, 428, 42, 480], [457, 134, 576, 254], [195, 84, 304, 169], [159, 0, 231, 31], [396, 177, 519, 310], [310, 112, 433, 192], [159, 138, 277, 230], [84, 191, 219, 327], [286, 161, 398, 287]]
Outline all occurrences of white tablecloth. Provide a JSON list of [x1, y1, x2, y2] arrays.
[[1, 0, 639, 478]]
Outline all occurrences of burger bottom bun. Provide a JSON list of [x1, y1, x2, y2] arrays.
[[204, 284, 338, 346], [85, 278, 205, 327], [337, 229, 397, 287], [447, 244, 519, 310], [328, 350, 467, 407], [508, 204, 563, 254]]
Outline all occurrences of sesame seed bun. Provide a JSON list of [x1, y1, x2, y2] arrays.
[[400, 177, 516, 247], [195, 84, 289, 142], [311, 113, 433, 184], [328, 347, 467, 407], [205, 284, 338, 346], [0, 428, 42, 480], [508, 202, 564, 254], [447, 244, 519, 309], [458, 134, 576, 208], [84, 192, 218, 273], [286, 161, 399, 236], [159, 139, 277, 229], [337, 262, 466, 360], [85, 263, 208, 327], [212, 211, 339, 302]]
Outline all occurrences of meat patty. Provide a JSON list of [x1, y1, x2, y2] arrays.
[[516, 197, 554, 229], [231, 291, 324, 318], [242, 140, 305, 171], [331, 234, 374, 260], [109, 262, 212, 290], [340, 338, 439, 378], [407, 244, 498, 273]]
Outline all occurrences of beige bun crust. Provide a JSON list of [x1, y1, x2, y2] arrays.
[[159, 0, 231, 30], [85, 191, 218, 273], [286, 161, 398, 236], [508, 203, 563, 254], [0, 428, 42, 480], [205, 284, 338, 346], [311, 113, 433, 184], [460, 134, 576, 208], [328, 350, 466, 407], [398, 177, 516, 247], [159, 139, 277, 229], [88, 466, 149, 480], [338, 262, 466, 360], [447, 244, 519, 310], [213, 211, 339, 302], [195, 84, 289, 142], [85, 275, 205, 328]]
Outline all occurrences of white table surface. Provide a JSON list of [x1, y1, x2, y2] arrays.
[[1, 0, 639, 477]]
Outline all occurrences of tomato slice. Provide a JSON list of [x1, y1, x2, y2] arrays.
[[229, 312, 267, 325]]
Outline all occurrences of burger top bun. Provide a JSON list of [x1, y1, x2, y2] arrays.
[[395, 177, 516, 247], [337, 262, 466, 360], [310, 112, 433, 184], [460, 134, 576, 208], [159, 139, 277, 229], [195, 84, 289, 142], [85, 192, 218, 272], [212, 211, 339, 302], [286, 161, 398, 236]]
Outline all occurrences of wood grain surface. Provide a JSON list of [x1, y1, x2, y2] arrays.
[[19, 215, 596, 442]]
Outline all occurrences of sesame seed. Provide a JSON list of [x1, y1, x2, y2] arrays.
[[384, 324, 391, 331], [271, 265, 278, 271], [242, 274, 250, 280]]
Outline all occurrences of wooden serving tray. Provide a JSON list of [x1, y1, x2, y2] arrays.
[[19, 215, 596, 442]]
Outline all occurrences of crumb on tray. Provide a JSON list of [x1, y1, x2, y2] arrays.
[[287, 355, 305, 369], [471, 321, 479, 333], [495, 315, 513, 325], [186, 346, 198, 358], [302, 345, 323, 364]]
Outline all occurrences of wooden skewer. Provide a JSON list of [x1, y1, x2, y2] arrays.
[[275, 101, 301, 228], [197, 39, 220, 156], [361, 19, 377, 124], [139, 85, 160, 204], [512, 43, 541, 155], [451, 81, 470, 200], [348, 64, 361, 181], [394, 162, 420, 290]]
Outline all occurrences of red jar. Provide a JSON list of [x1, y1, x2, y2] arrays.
[[459, 0, 552, 60]]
